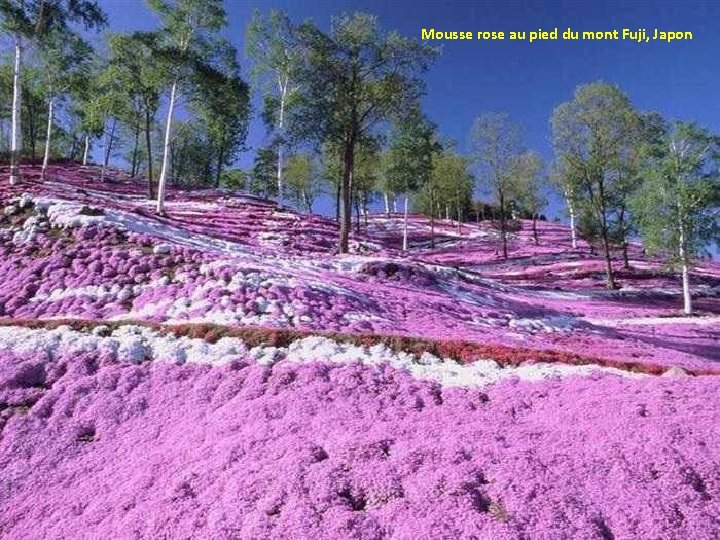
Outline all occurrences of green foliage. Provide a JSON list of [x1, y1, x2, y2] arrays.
[[551, 81, 642, 287], [285, 153, 322, 212], [385, 108, 437, 195], [250, 144, 279, 199], [0, 0, 107, 40], [292, 11, 439, 252], [510, 151, 546, 218], [631, 121, 720, 265], [471, 112, 527, 257]]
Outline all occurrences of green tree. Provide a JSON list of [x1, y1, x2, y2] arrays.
[[148, 0, 228, 214], [36, 31, 93, 177], [428, 150, 473, 242], [471, 112, 525, 259], [190, 47, 250, 187], [250, 144, 279, 199], [551, 82, 641, 289], [292, 12, 438, 253], [0, 0, 106, 184], [511, 151, 546, 245], [105, 32, 164, 196], [631, 121, 720, 314], [246, 9, 302, 207], [385, 109, 437, 251], [285, 153, 322, 213], [549, 156, 581, 249]]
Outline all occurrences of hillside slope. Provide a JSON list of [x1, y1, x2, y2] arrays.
[[1, 164, 719, 539]]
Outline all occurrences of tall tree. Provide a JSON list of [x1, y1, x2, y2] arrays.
[[471, 112, 524, 259], [385, 109, 437, 251], [428, 150, 473, 243], [0, 0, 106, 184], [285, 153, 322, 213], [631, 121, 720, 315], [148, 0, 227, 214], [511, 151, 546, 245], [549, 157, 580, 249], [190, 45, 250, 187], [292, 12, 438, 253], [105, 32, 164, 196], [551, 82, 641, 289], [37, 31, 92, 177], [246, 9, 302, 208]]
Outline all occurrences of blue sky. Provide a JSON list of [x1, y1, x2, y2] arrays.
[[99, 0, 719, 243]]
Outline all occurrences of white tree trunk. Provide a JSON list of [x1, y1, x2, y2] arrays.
[[276, 79, 287, 208], [82, 135, 89, 165], [445, 205, 450, 220], [384, 192, 390, 215], [565, 190, 578, 249], [392, 196, 397, 213], [681, 262, 692, 315], [679, 223, 692, 315], [41, 99, 53, 177], [402, 194, 409, 251], [156, 80, 178, 215], [10, 37, 23, 185]]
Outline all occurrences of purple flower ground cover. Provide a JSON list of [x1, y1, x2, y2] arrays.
[[1, 347, 719, 539]]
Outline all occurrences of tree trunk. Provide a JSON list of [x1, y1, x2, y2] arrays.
[[384, 192, 390, 215], [215, 144, 225, 188], [335, 181, 341, 222], [41, 98, 53, 178], [276, 80, 287, 207], [445, 205, 450, 220], [457, 204, 462, 235], [597, 181, 616, 290], [363, 194, 369, 228], [339, 134, 355, 253], [392, 196, 397, 213], [532, 216, 539, 245], [430, 189, 436, 248], [145, 107, 154, 200], [679, 214, 692, 315], [101, 117, 116, 183], [402, 194, 410, 251], [499, 191, 508, 259], [156, 79, 178, 215], [82, 135, 90, 166], [565, 190, 578, 249], [354, 196, 361, 234], [131, 124, 140, 177], [9, 37, 22, 185], [622, 242, 630, 269], [600, 226, 616, 289]]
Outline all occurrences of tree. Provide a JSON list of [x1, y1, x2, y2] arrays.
[[471, 112, 525, 259], [36, 31, 92, 177], [551, 82, 641, 289], [511, 151, 546, 245], [631, 121, 720, 315], [292, 12, 438, 253], [285, 153, 322, 213], [385, 109, 437, 251], [0, 0, 106, 184], [190, 62, 250, 187], [352, 140, 381, 230], [250, 144, 279, 199], [105, 32, 164, 196], [549, 157, 580, 249], [148, 0, 227, 214], [246, 9, 302, 207], [414, 148, 474, 247]]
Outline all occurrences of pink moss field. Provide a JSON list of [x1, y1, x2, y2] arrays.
[[0, 164, 719, 538]]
